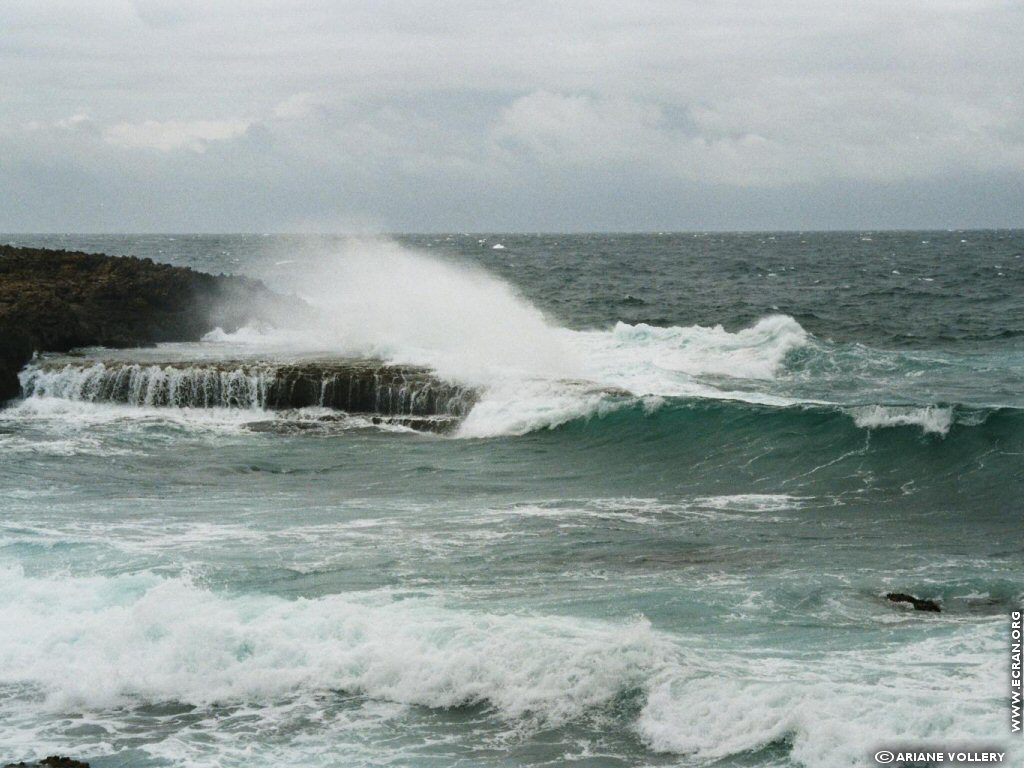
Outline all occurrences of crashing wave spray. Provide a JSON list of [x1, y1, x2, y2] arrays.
[[16, 239, 819, 436], [238, 239, 815, 436], [270, 239, 580, 383]]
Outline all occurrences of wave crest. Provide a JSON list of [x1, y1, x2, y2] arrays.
[[0, 567, 1014, 767], [849, 405, 954, 435], [606, 314, 808, 380], [0, 567, 665, 724]]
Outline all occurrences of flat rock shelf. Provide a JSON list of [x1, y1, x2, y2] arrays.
[[20, 355, 479, 432]]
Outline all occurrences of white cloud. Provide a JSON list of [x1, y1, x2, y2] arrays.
[[272, 93, 322, 121], [103, 119, 251, 152], [493, 92, 667, 167], [54, 113, 94, 131], [492, 84, 1024, 188], [0, 0, 1021, 229]]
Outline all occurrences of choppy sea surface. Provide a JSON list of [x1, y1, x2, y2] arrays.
[[1, 231, 1022, 768]]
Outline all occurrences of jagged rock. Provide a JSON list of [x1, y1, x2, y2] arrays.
[[3, 757, 90, 768], [0, 244, 314, 402], [886, 592, 941, 612]]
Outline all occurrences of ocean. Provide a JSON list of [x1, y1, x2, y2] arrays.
[[0, 231, 1021, 768]]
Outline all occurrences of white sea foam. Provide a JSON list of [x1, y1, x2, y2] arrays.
[[201, 322, 310, 348], [456, 377, 630, 437], [596, 314, 807, 380], [849, 405, 954, 435], [0, 395, 398, 447], [0, 567, 664, 722], [19, 360, 275, 410], [693, 493, 810, 513], [454, 316, 811, 436], [0, 394, 263, 433], [482, 495, 803, 526], [637, 627, 1012, 765], [0, 567, 1014, 767]]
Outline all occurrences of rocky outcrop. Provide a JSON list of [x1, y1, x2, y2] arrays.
[[22, 358, 478, 420], [0, 244, 314, 402], [886, 592, 941, 612], [3, 757, 90, 768]]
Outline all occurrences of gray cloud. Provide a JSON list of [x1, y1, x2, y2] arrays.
[[1, 0, 1022, 231]]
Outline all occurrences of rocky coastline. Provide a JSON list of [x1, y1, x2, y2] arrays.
[[0, 244, 312, 402]]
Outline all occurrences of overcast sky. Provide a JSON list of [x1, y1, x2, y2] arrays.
[[2, 0, 1022, 232]]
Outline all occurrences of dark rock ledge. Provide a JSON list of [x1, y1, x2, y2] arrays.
[[0, 244, 314, 402], [4, 758, 90, 768]]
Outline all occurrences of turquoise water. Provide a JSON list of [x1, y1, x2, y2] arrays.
[[1, 232, 1022, 767]]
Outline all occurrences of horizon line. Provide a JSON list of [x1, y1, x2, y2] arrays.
[[3, 227, 1023, 237]]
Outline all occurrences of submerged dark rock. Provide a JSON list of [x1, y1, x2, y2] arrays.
[[3, 757, 90, 768], [0, 244, 313, 402], [886, 592, 942, 612]]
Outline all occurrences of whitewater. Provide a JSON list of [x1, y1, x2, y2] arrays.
[[1, 231, 1022, 768]]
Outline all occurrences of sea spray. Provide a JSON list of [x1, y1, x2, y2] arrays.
[[204, 239, 822, 434], [266, 238, 580, 383]]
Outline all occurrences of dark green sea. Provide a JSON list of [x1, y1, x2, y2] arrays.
[[1, 232, 1022, 767]]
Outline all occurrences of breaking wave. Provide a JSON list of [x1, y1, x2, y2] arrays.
[[11, 241, 1022, 443], [848, 404, 954, 435], [0, 566, 665, 722], [0, 566, 1012, 767]]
